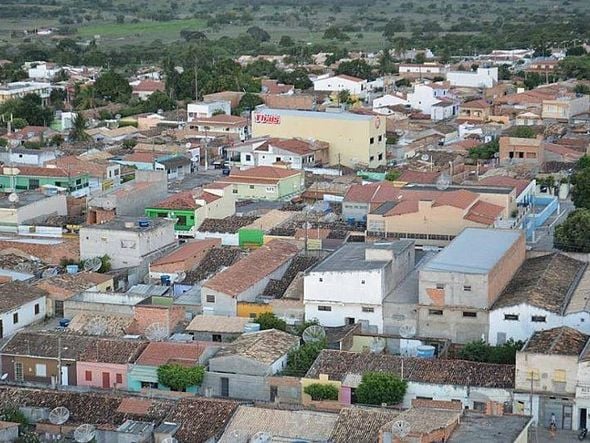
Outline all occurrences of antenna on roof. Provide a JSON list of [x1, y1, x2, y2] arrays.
[[49, 406, 70, 425], [436, 172, 451, 191], [74, 424, 96, 443], [14, 262, 35, 274], [176, 271, 186, 283], [302, 325, 326, 343], [101, 199, 115, 211], [145, 322, 169, 341], [391, 420, 411, 439], [83, 257, 102, 273], [370, 337, 386, 354], [85, 317, 108, 336], [42, 267, 59, 278]]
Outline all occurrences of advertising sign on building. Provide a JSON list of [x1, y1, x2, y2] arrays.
[[254, 113, 281, 125]]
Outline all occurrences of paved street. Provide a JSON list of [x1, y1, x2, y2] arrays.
[[530, 426, 582, 442], [168, 168, 223, 192]]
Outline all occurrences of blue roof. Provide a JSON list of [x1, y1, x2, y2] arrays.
[[423, 228, 522, 274]]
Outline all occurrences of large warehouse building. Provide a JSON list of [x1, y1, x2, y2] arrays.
[[251, 108, 386, 169]]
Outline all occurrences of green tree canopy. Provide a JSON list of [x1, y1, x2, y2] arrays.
[[279, 35, 295, 47], [458, 339, 523, 364], [254, 312, 287, 331], [509, 126, 536, 139], [157, 364, 205, 391], [283, 340, 325, 377], [236, 92, 264, 115], [572, 167, 590, 209], [335, 59, 372, 80], [143, 91, 176, 113], [277, 67, 312, 90], [304, 383, 339, 401], [323, 26, 350, 41], [554, 209, 590, 253], [94, 70, 132, 103], [356, 372, 407, 405], [69, 113, 89, 142], [246, 26, 270, 42], [0, 94, 53, 127]]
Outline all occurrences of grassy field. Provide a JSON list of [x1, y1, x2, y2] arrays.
[[77, 18, 206, 41]]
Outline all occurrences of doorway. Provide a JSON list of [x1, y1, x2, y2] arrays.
[[221, 377, 229, 397], [60, 366, 69, 385], [580, 408, 587, 430], [563, 405, 573, 430], [0, 319, 3, 338], [345, 317, 355, 325], [102, 372, 110, 389], [270, 385, 278, 402]]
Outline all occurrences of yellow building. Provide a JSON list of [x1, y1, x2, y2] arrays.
[[251, 108, 386, 169]]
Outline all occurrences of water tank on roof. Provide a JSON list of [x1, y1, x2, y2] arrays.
[[416, 345, 435, 359], [244, 323, 261, 333], [160, 275, 171, 286], [137, 219, 150, 228], [66, 264, 79, 274]]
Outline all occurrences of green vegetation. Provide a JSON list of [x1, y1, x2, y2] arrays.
[[70, 113, 89, 142], [0, 94, 53, 127], [468, 139, 499, 160], [157, 363, 205, 392], [458, 339, 523, 364], [304, 383, 339, 401], [356, 372, 407, 405], [283, 340, 326, 377], [385, 169, 401, 182], [573, 160, 590, 210], [254, 312, 287, 332], [509, 126, 536, 139], [554, 209, 590, 253]]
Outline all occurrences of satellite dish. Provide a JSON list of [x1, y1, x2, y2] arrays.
[[176, 271, 186, 283], [101, 199, 115, 211], [83, 257, 103, 273], [49, 407, 70, 425], [391, 420, 411, 438], [302, 325, 326, 343], [420, 154, 430, 161], [42, 267, 59, 278], [85, 317, 108, 336], [436, 173, 451, 190], [161, 438, 178, 443], [250, 432, 272, 443], [370, 337, 386, 353], [8, 193, 19, 203], [399, 324, 416, 339], [14, 262, 35, 274], [0, 374, 7, 381], [74, 424, 95, 443], [145, 323, 169, 341]]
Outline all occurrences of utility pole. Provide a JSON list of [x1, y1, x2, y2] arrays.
[[194, 57, 199, 102]]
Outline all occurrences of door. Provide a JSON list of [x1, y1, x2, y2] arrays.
[[345, 317, 355, 325], [102, 372, 110, 389], [220, 377, 229, 397], [580, 408, 587, 430], [14, 362, 23, 382], [270, 385, 278, 402], [60, 366, 69, 386], [0, 319, 3, 339], [563, 405, 573, 430]]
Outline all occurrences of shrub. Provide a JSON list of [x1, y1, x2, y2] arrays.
[[356, 372, 407, 405], [304, 383, 339, 401], [157, 364, 205, 392], [254, 312, 287, 331]]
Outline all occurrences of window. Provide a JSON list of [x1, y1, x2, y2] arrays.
[[206, 294, 215, 303], [212, 334, 222, 342], [553, 369, 566, 383], [249, 313, 256, 319], [232, 189, 238, 194], [361, 280, 365, 284], [369, 137, 375, 144], [378, 153, 383, 161], [318, 306, 332, 312], [249, 185, 255, 189], [463, 285, 472, 292], [436, 283, 444, 290], [504, 314, 519, 321], [245, 154, 252, 161], [428, 309, 443, 316], [462, 311, 477, 318], [35, 364, 47, 377], [141, 381, 158, 389], [526, 369, 540, 380], [116, 373, 123, 384], [85, 371, 92, 381], [370, 156, 375, 161], [319, 278, 323, 282], [14, 363, 23, 382], [34, 304, 40, 315], [362, 307, 374, 313], [531, 315, 546, 323], [473, 401, 486, 412], [378, 135, 383, 142], [265, 186, 275, 193], [12, 313, 18, 324]]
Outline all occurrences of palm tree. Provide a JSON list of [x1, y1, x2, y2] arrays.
[[70, 113, 89, 142]]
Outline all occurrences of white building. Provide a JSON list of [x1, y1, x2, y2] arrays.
[[304, 241, 414, 333], [372, 94, 409, 113], [0, 191, 67, 232], [313, 74, 367, 96], [187, 101, 231, 122], [0, 147, 57, 167], [0, 281, 47, 338], [489, 253, 589, 345], [446, 67, 498, 88], [79, 217, 176, 270], [27, 62, 61, 81], [406, 84, 459, 121], [398, 63, 448, 77], [0, 82, 52, 105]]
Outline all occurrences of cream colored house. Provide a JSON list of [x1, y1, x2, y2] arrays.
[[217, 166, 304, 201], [251, 108, 386, 169]]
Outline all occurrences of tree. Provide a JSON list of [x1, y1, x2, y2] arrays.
[[356, 372, 407, 405], [577, 155, 590, 171], [0, 94, 53, 127], [254, 312, 287, 331], [336, 59, 372, 80], [180, 30, 207, 42], [573, 167, 590, 209], [283, 340, 326, 376], [415, 53, 426, 64], [157, 364, 205, 391], [337, 89, 352, 105], [382, 19, 405, 39], [323, 26, 350, 41], [554, 209, 590, 253], [236, 92, 263, 115], [385, 170, 401, 182], [143, 90, 176, 113], [510, 126, 536, 139], [94, 70, 132, 103], [567, 46, 587, 56], [277, 68, 312, 90], [458, 339, 523, 364], [279, 35, 295, 47], [468, 139, 499, 160], [304, 383, 339, 401], [69, 113, 89, 142], [574, 84, 590, 95], [246, 26, 270, 42], [11, 118, 28, 130], [378, 49, 395, 75]]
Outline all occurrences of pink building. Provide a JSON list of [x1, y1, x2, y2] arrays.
[[76, 338, 148, 390]]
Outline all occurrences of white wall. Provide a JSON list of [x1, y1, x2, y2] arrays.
[[313, 76, 366, 95], [0, 296, 46, 337], [373, 94, 409, 110], [447, 67, 498, 88], [408, 85, 442, 114], [489, 304, 590, 345], [403, 381, 513, 410], [305, 302, 383, 332], [187, 101, 231, 121]]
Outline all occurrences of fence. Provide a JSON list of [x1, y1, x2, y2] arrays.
[[525, 195, 559, 239]]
